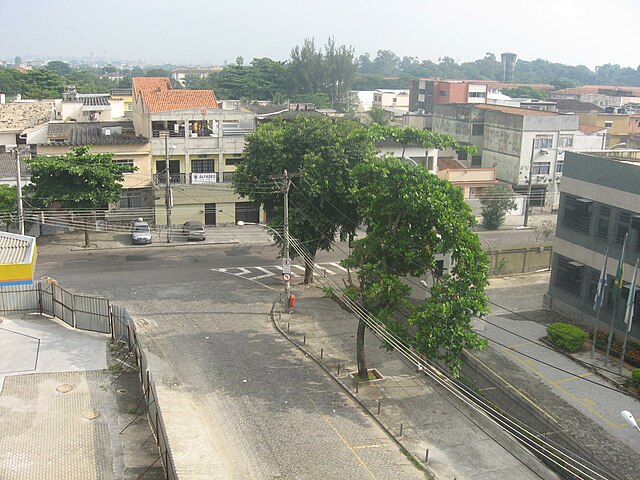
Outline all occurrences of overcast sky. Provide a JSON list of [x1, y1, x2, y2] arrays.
[[1, 0, 637, 70]]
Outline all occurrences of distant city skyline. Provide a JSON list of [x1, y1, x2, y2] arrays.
[[1, 0, 639, 71]]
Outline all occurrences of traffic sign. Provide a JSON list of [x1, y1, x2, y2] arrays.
[[282, 258, 292, 274], [282, 273, 291, 282]]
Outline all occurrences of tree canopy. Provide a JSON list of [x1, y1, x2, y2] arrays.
[[233, 116, 373, 282], [343, 157, 489, 377]]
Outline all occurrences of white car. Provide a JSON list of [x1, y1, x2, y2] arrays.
[[132, 220, 152, 245]]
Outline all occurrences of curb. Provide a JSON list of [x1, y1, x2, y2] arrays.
[[68, 240, 242, 252], [267, 297, 433, 478]]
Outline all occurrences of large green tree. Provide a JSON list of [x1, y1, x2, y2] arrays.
[[343, 158, 489, 378], [0, 185, 17, 231], [27, 146, 135, 246], [234, 116, 374, 283]]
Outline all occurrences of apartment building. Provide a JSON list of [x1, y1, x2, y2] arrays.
[[432, 104, 601, 208], [546, 151, 640, 339], [409, 79, 487, 114], [131, 77, 258, 226]]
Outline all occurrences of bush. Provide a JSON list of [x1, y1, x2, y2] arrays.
[[547, 323, 587, 353], [632, 368, 640, 384]]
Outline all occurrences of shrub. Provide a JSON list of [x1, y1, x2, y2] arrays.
[[631, 368, 640, 388], [547, 323, 587, 353]]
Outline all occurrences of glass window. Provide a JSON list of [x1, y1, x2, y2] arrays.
[[596, 206, 610, 240], [225, 157, 242, 166], [532, 162, 551, 175], [471, 155, 482, 167], [616, 212, 631, 245], [562, 195, 592, 233], [534, 136, 553, 149], [555, 256, 584, 295], [114, 159, 134, 174], [191, 160, 215, 173], [471, 124, 484, 136], [556, 161, 564, 173], [438, 91, 448, 97], [558, 135, 574, 148], [119, 191, 141, 208]]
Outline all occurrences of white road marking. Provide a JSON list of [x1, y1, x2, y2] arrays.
[[249, 267, 277, 280], [328, 262, 348, 272]]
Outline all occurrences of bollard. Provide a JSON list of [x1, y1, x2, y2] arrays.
[[279, 312, 281, 321], [377, 400, 381, 414], [320, 348, 324, 359], [303, 334, 306, 345], [337, 363, 341, 375], [425, 448, 429, 464], [400, 424, 403, 436], [355, 379, 359, 393], [287, 322, 290, 333]]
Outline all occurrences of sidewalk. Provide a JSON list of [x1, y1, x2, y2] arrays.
[[36, 224, 274, 253], [0, 314, 162, 479], [275, 287, 557, 480]]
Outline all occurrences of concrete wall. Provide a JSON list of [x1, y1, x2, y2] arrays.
[[0, 132, 16, 147], [487, 243, 552, 276]]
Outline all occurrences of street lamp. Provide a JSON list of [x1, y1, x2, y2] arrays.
[[608, 142, 627, 150], [621, 410, 640, 432]]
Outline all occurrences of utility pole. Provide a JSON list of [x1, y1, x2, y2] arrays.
[[163, 132, 172, 243], [270, 169, 300, 308], [14, 147, 25, 235]]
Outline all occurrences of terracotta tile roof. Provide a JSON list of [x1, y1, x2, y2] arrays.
[[475, 104, 558, 116], [132, 77, 171, 97], [579, 124, 607, 135], [437, 157, 466, 170], [140, 89, 219, 113], [132, 76, 219, 112]]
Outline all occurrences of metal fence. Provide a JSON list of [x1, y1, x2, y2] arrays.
[[0, 279, 177, 480]]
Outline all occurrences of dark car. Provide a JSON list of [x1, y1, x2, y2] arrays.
[[182, 221, 206, 241]]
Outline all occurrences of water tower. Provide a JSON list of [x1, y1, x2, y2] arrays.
[[501, 52, 517, 83]]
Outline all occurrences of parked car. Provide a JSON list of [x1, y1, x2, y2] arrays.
[[131, 220, 152, 245], [182, 221, 206, 241]]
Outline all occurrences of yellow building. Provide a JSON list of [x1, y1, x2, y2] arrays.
[[0, 231, 37, 286], [111, 88, 133, 116], [37, 121, 153, 210], [578, 113, 631, 147]]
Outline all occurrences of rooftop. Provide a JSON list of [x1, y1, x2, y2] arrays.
[[0, 153, 30, 178], [45, 121, 148, 146], [437, 157, 466, 170], [0, 102, 53, 132], [0, 231, 34, 265], [132, 76, 219, 113], [475, 104, 558, 116]]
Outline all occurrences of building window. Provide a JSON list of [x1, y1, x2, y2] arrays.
[[534, 136, 553, 149], [468, 92, 486, 98], [555, 256, 584, 295], [616, 212, 631, 245], [604, 121, 613, 128], [558, 135, 574, 148], [471, 155, 482, 167], [531, 162, 551, 175], [556, 161, 564, 173], [457, 150, 468, 161], [596, 206, 610, 240], [225, 157, 242, 166], [114, 159, 134, 174], [191, 160, 215, 173], [471, 124, 484, 136], [562, 195, 592, 233], [119, 190, 142, 208], [427, 156, 435, 170], [438, 91, 448, 97]]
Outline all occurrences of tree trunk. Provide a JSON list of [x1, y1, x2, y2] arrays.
[[84, 228, 90, 248], [356, 318, 368, 379], [304, 258, 315, 285]]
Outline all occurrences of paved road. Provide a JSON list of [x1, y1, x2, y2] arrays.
[[36, 244, 425, 478]]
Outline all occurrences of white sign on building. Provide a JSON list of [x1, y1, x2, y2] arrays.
[[191, 173, 217, 184]]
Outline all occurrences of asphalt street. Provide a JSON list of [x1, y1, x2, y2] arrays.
[[36, 243, 425, 478]]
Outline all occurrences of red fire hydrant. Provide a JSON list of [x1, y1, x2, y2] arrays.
[[288, 294, 296, 313]]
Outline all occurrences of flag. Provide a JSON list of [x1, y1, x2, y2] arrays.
[[612, 232, 628, 302], [624, 259, 639, 332], [594, 248, 609, 310]]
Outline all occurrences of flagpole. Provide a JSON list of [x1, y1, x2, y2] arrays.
[[591, 248, 609, 359], [619, 258, 638, 375], [605, 233, 628, 368]]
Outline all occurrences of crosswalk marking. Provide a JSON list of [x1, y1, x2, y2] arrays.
[[249, 267, 277, 280], [211, 263, 346, 281]]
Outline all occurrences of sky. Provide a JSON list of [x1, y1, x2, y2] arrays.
[[1, 0, 638, 70]]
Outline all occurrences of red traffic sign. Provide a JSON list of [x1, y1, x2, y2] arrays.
[[282, 273, 291, 282]]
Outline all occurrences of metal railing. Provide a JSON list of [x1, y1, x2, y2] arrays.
[[0, 280, 177, 479]]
